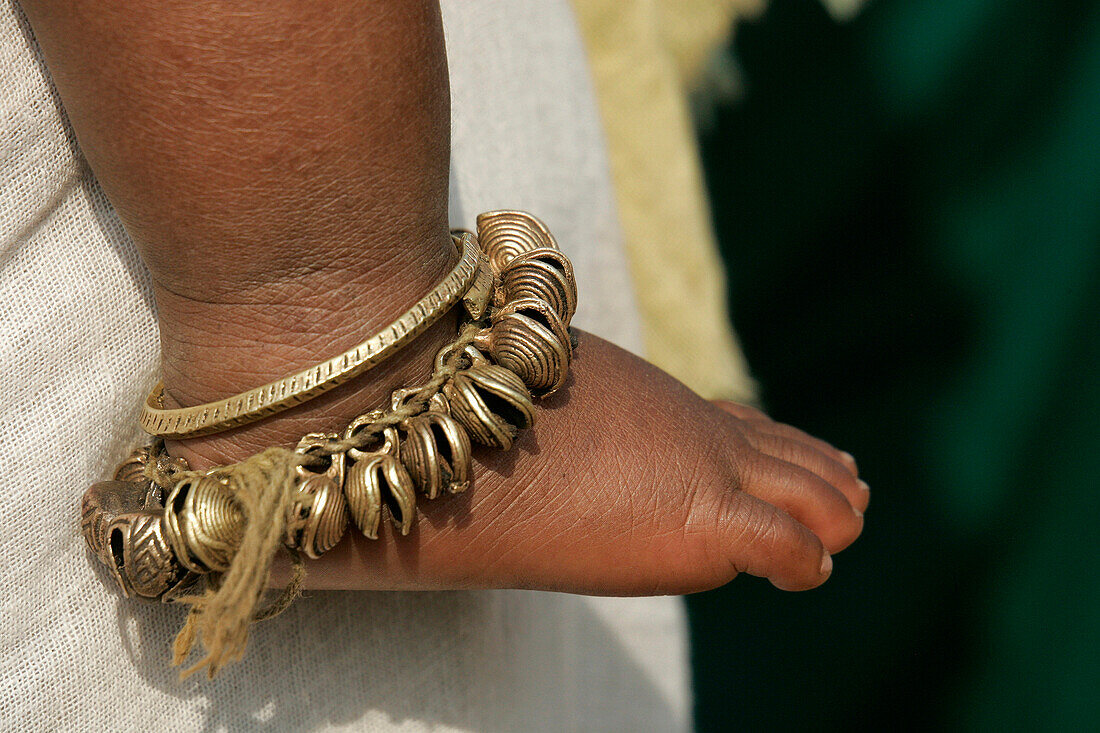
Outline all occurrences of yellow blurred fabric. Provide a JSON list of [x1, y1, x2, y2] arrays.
[[571, 0, 760, 402], [571, 0, 866, 401], [658, 0, 767, 86]]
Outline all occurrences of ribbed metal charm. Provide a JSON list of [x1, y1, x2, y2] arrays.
[[399, 410, 473, 499], [163, 475, 245, 573], [476, 210, 559, 272], [289, 433, 349, 559], [81, 479, 152, 558], [104, 510, 192, 601], [343, 424, 416, 538], [444, 354, 536, 450], [476, 298, 572, 396], [82, 478, 196, 602], [498, 247, 577, 323], [112, 448, 151, 484]]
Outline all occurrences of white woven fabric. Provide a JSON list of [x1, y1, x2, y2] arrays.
[[0, 1, 689, 731]]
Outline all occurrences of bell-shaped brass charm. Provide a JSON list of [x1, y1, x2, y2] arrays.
[[498, 247, 577, 323], [82, 478, 196, 602], [343, 424, 416, 539], [290, 474, 347, 559], [288, 433, 349, 559], [104, 510, 193, 601], [112, 445, 190, 487], [399, 410, 473, 499], [475, 298, 572, 396], [81, 480, 153, 558], [113, 447, 150, 483], [443, 356, 536, 450], [163, 475, 245, 573], [476, 210, 559, 273]]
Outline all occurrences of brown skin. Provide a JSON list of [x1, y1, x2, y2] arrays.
[[22, 0, 865, 595]]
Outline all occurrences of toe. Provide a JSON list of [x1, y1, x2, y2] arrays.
[[740, 429, 868, 514], [737, 452, 864, 553], [711, 490, 831, 591]]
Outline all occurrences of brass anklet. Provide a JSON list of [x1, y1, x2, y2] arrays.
[[81, 210, 578, 677]]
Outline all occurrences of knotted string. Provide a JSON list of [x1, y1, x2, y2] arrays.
[[165, 447, 299, 678], [145, 321, 481, 678]]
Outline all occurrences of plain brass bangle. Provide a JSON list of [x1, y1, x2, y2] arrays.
[[139, 232, 484, 439]]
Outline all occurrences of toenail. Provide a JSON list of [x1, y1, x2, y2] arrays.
[[820, 552, 833, 575], [857, 479, 870, 492]]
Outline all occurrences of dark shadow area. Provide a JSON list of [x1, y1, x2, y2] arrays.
[[689, 0, 1100, 729]]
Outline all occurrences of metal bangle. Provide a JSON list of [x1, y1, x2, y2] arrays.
[[139, 232, 484, 439]]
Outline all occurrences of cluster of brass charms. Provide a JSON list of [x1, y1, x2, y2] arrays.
[[81, 210, 577, 602], [81, 447, 200, 601]]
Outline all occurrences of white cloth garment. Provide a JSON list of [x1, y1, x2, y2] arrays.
[[0, 1, 690, 731]]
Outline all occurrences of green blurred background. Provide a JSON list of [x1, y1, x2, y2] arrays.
[[687, 0, 1100, 729]]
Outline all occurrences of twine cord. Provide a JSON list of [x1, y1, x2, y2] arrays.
[[144, 321, 481, 678]]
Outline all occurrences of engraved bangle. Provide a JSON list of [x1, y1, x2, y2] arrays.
[[139, 232, 484, 439]]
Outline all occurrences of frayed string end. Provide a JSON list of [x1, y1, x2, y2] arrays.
[[170, 447, 302, 679]]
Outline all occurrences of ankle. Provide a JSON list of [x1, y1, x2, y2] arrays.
[[154, 231, 460, 468]]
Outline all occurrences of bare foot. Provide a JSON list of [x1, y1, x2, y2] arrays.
[[160, 295, 866, 595]]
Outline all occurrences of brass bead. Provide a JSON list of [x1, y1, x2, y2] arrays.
[[399, 410, 473, 499], [475, 298, 572, 396], [163, 475, 244, 573], [498, 247, 577, 323], [443, 358, 536, 450], [103, 510, 192, 601], [345, 455, 417, 539], [288, 433, 349, 559], [476, 210, 559, 272], [343, 426, 416, 539]]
